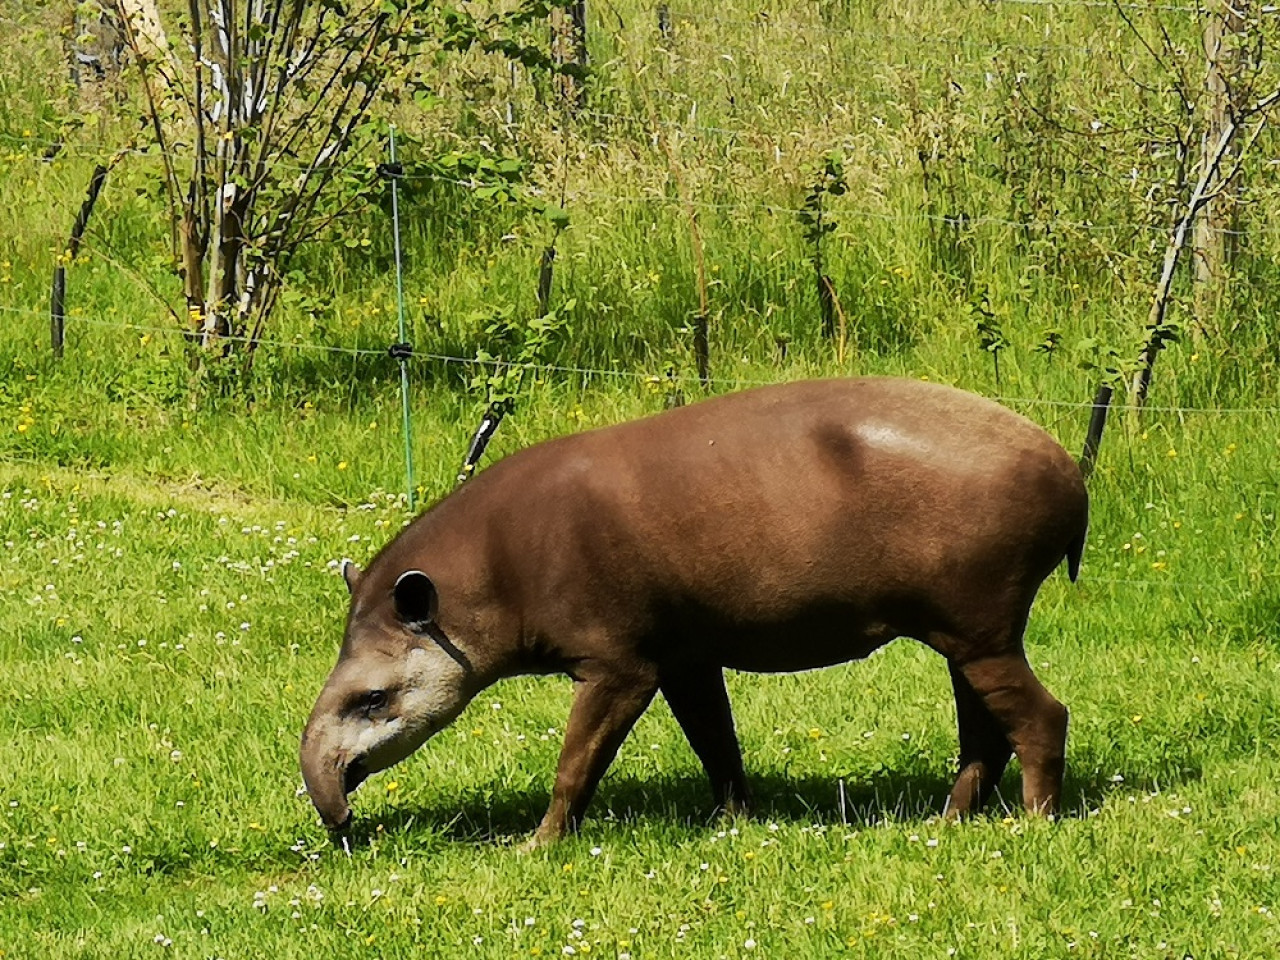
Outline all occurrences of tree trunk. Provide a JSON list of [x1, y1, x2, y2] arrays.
[[1192, 2, 1247, 336], [114, 0, 169, 60], [550, 1, 587, 111]]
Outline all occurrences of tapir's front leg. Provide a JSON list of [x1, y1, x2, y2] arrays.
[[524, 659, 658, 850]]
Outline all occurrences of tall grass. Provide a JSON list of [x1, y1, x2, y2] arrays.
[[3, 0, 1278, 410]]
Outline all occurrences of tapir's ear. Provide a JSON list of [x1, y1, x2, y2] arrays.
[[341, 559, 363, 595], [393, 570, 438, 630]]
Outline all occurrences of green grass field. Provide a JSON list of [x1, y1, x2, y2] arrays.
[[4, 395, 1280, 958], [4, 0, 1280, 956]]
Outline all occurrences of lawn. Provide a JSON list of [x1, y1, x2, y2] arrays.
[[3, 382, 1280, 958]]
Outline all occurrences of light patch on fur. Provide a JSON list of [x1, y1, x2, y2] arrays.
[[856, 422, 936, 458], [346, 715, 406, 762], [331, 644, 472, 778], [397, 645, 470, 740]]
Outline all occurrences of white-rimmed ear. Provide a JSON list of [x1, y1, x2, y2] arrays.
[[393, 570, 438, 630], [341, 559, 363, 595]]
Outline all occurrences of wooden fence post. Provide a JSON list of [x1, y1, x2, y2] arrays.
[[50, 162, 112, 358], [1079, 384, 1113, 481]]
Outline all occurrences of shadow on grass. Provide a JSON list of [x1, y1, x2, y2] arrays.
[[347, 756, 1204, 847]]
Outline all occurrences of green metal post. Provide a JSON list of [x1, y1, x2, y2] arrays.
[[389, 125, 416, 511]]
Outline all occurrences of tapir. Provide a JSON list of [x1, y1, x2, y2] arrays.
[[300, 377, 1088, 847]]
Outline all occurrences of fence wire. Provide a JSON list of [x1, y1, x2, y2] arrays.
[[5, 300, 1280, 416], [4, 3, 1278, 604]]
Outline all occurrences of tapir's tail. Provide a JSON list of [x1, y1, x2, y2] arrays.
[[1061, 464, 1090, 583], [1065, 529, 1084, 582], [1063, 501, 1089, 583]]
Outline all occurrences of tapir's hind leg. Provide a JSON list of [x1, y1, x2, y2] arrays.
[[525, 660, 658, 851], [953, 653, 1068, 815], [944, 661, 1014, 818], [659, 663, 751, 816]]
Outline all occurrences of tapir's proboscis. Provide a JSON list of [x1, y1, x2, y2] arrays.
[[300, 377, 1088, 847]]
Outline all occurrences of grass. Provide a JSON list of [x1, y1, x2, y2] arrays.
[[4, 0, 1280, 956], [3, 396, 1280, 958]]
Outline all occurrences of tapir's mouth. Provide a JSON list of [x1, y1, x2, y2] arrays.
[[343, 758, 368, 796]]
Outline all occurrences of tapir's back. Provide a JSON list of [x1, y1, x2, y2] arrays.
[[419, 378, 1088, 670]]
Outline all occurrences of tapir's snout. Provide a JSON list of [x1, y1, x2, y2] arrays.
[[300, 587, 476, 833], [300, 717, 358, 832]]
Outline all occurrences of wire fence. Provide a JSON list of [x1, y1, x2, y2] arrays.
[[4, 0, 1280, 603], [5, 268, 1278, 597], [6, 300, 1280, 417], [6, 285, 1279, 594]]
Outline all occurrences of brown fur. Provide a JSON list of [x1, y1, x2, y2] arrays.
[[301, 377, 1088, 844]]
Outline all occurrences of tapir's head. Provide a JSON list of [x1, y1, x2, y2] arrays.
[[300, 560, 474, 832]]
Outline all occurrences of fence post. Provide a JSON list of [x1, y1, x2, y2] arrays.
[[50, 161, 111, 359], [457, 404, 507, 485], [386, 126, 416, 511], [1079, 383, 1113, 481]]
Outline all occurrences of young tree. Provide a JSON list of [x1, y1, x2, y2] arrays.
[[1118, 0, 1279, 410], [113, 0, 570, 359], [1016, 2, 1280, 418]]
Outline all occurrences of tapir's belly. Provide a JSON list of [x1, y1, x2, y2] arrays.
[[648, 597, 912, 674], [714, 632, 894, 674]]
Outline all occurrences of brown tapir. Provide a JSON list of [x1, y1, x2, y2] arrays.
[[300, 377, 1088, 847]]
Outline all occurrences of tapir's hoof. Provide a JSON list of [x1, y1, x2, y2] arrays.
[[716, 798, 752, 821], [941, 801, 966, 822], [516, 830, 559, 854]]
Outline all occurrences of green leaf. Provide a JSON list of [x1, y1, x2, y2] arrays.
[[542, 204, 570, 229]]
